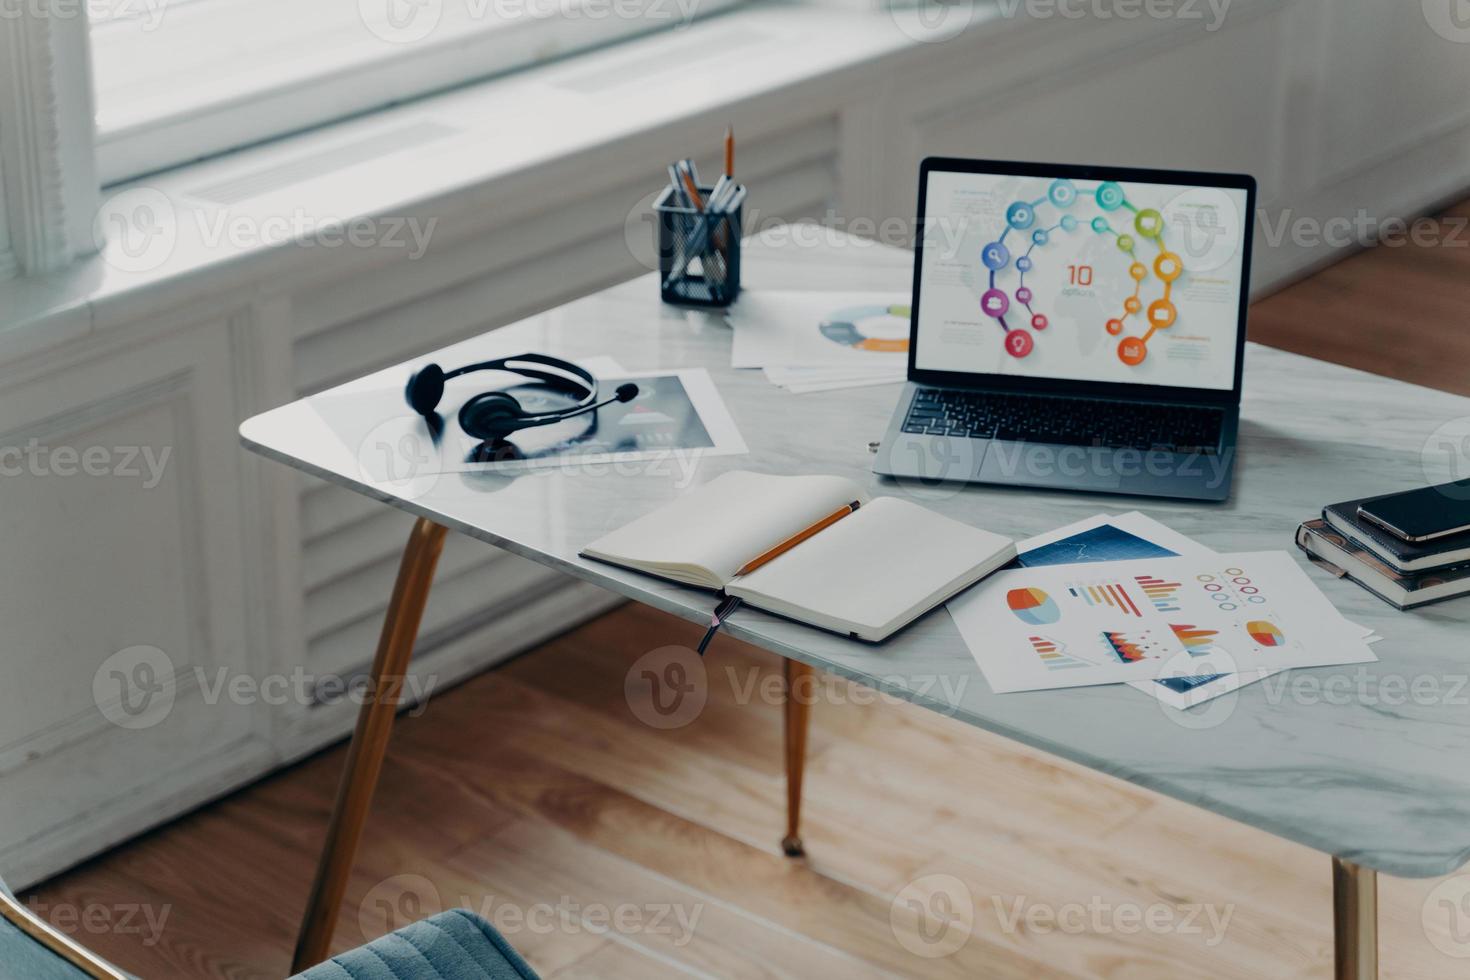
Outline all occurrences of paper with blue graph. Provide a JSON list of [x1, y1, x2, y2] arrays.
[[1011, 510, 1273, 706], [949, 544, 1378, 694]]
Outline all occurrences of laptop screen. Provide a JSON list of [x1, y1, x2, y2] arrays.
[[912, 164, 1252, 393]]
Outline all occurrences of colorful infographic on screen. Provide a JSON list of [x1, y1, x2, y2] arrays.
[[914, 170, 1248, 390]]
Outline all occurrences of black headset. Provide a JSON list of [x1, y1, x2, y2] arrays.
[[405, 353, 638, 449]]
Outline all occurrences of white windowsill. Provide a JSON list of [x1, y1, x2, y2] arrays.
[[7, 3, 1002, 357], [91, 0, 748, 182]]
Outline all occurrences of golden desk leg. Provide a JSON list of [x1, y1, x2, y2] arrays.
[[782, 658, 814, 857], [1333, 856, 1378, 980], [292, 517, 448, 973]]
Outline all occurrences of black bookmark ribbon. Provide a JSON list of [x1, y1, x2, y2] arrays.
[[696, 594, 743, 656]]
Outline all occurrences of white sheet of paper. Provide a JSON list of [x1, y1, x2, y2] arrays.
[[949, 549, 1379, 694], [781, 376, 908, 394], [763, 365, 906, 383], [728, 291, 911, 369], [1004, 512, 1278, 706], [766, 367, 903, 384], [1004, 511, 1379, 708], [1105, 513, 1379, 706], [1101, 513, 1377, 655], [1102, 514, 1278, 707], [761, 363, 906, 394], [315, 365, 747, 482], [1143, 634, 1382, 710]]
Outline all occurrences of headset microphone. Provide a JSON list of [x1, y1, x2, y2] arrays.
[[523, 382, 640, 427]]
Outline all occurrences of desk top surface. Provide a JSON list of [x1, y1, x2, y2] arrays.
[[242, 230, 1470, 878]]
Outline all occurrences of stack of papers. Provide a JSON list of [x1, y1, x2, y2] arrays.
[[948, 512, 1383, 710], [727, 291, 909, 393]]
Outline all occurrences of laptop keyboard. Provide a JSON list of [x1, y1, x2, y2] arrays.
[[902, 388, 1224, 454]]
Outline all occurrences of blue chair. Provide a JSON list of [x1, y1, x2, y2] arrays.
[[0, 878, 538, 980], [289, 910, 538, 980], [0, 878, 130, 979]]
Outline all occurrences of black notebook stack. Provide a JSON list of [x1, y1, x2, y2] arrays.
[[1296, 494, 1470, 609]]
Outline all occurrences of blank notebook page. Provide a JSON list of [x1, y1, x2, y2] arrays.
[[582, 471, 866, 586], [732, 496, 1013, 637]]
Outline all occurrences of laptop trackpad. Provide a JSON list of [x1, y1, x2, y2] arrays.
[[978, 441, 1125, 490]]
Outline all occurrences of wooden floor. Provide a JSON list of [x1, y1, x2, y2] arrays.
[[1249, 198, 1470, 398], [34, 202, 1470, 979]]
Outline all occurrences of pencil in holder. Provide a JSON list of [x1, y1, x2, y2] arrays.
[[654, 183, 744, 307]]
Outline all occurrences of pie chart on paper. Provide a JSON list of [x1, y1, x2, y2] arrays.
[[819, 304, 911, 352], [1246, 620, 1285, 647], [1007, 587, 1061, 626]]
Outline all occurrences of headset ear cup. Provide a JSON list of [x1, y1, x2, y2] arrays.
[[405, 363, 446, 416], [459, 391, 524, 442]]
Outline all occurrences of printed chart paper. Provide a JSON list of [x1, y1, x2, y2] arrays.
[[311, 363, 747, 482], [728, 291, 911, 371], [1007, 511, 1379, 708], [1018, 512, 1284, 707], [950, 549, 1379, 694]]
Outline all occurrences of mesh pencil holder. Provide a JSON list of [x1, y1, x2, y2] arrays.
[[654, 184, 743, 307]]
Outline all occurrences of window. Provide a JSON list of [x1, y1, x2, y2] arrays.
[[89, 0, 742, 184]]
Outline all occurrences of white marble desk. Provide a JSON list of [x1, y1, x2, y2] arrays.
[[244, 230, 1470, 978]]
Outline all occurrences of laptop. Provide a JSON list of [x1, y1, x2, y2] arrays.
[[874, 158, 1257, 501]]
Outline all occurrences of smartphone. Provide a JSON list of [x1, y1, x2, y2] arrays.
[[1358, 479, 1470, 542]]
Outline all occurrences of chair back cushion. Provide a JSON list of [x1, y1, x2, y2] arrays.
[[290, 909, 538, 980], [0, 878, 100, 980], [0, 914, 96, 980]]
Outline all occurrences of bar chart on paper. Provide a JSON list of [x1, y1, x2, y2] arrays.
[[1028, 635, 1094, 671], [1066, 580, 1144, 617], [1136, 574, 1183, 613], [1098, 629, 1169, 663], [1168, 623, 1222, 655]]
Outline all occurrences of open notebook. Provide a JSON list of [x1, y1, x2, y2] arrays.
[[582, 471, 1015, 641]]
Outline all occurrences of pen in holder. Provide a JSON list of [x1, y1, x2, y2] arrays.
[[655, 182, 745, 307]]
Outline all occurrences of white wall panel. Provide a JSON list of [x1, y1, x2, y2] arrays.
[[915, 13, 1288, 193], [1312, 0, 1470, 188], [0, 316, 268, 885]]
